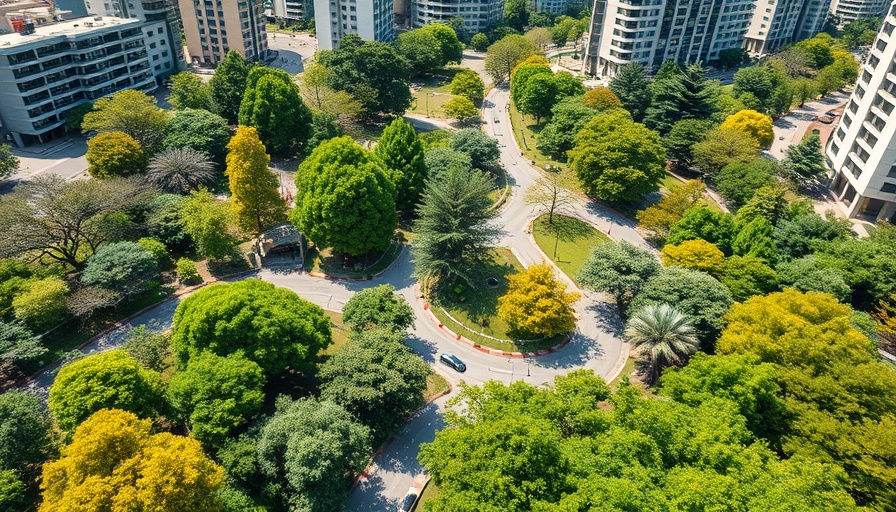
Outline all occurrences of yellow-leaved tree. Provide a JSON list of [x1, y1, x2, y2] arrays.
[[661, 239, 726, 278], [39, 409, 224, 512], [721, 109, 774, 149], [498, 262, 580, 337], [225, 126, 287, 233]]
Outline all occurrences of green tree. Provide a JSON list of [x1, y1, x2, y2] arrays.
[[341, 284, 414, 333], [732, 216, 777, 264], [449, 128, 500, 171], [444, 96, 480, 123], [147, 194, 189, 249], [296, 62, 364, 120], [374, 118, 427, 214], [307, 110, 343, 152], [210, 50, 253, 123], [39, 409, 224, 512], [163, 109, 233, 165], [122, 325, 170, 372], [81, 241, 159, 298], [225, 126, 287, 232], [0, 176, 147, 269], [498, 263, 580, 337], [582, 86, 622, 111], [86, 131, 148, 178], [171, 279, 331, 375], [716, 158, 777, 209], [168, 352, 265, 447], [733, 66, 776, 107], [625, 303, 699, 384], [577, 241, 660, 310], [319, 328, 430, 440], [0, 390, 57, 481], [423, 24, 464, 65], [526, 26, 553, 50], [510, 63, 552, 108], [504, 0, 529, 31], [692, 127, 759, 177], [536, 98, 598, 157], [721, 255, 778, 301], [412, 167, 499, 291], [146, 147, 217, 194], [518, 72, 560, 124], [0, 144, 19, 181], [470, 32, 490, 52], [776, 256, 852, 302], [637, 179, 706, 239], [238, 67, 312, 155], [137, 237, 168, 267], [568, 109, 666, 201], [167, 71, 212, 111], [319, 35, 413, 118], [293, 136, 397, 256], [795, 36, 835, 69], [257, 397, 370, 512], [774, 212, 853, 261], [180, 190, 240, 260], [11, 277, 68, 332], [608, 62, 652, 121], [784, 134, 826, 179], [644, 63, 715, 134], [48, 350, 164, 431], [394, 29, 442, 75], [629, 267, 733, 346], [524, 171, 577, 224], [424, 147, 472, 177], [0, 320, 46, 382], [81, 89, 170, 151], [62, 102, 93, 133], [735, 184, 790, 226], [450, 69, 485, 103], [484, 34, 534, 84]]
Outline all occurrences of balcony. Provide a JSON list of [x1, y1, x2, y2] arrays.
[[13, 64, 43, 80], [24, 90, 51, 105], [17, 77, 46, 93]]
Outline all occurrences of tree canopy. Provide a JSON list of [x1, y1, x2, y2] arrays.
[[225, 126, 287, 232], [608, 62, 652, 121], [0, 390, 57, 481], [209, 50, 252, 123], [450, 69, 485, 103], [484, 35, 534, 84], [167, 71, 212, 111], [80, 241, 159, 298], [498, 263, 579, 337], [720, 109, 774, 148], [171, 279, 331, 375], [85, 131, 147, 179], [374, 118, 427, 213], [341, 284, 414, 333], [163, 109, 232, 165], [448, 128, 500, 171], [293, 136, 397, 256], [81, 89, 169, 151], [238, 67, 312, 155], [577, 241, 660, 309]]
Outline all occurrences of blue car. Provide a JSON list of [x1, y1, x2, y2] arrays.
[[439, 353, 466, 373]]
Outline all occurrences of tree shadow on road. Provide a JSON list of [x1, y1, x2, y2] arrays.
[[404, 333, 439, 364]]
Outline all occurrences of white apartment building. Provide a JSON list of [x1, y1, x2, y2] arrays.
[[0, 17, 155, 147], [179, 0, 269, 65], [830, 0, 889, 24], [267, 0, 313, 22], [411, 0, 503, 33], [315, 0, 393, 50], [84, 0, 185, 81], [583, 0, 750, 77], [743, 0, 831, 55], [532, 0, 569, 14], [825, 5, 896, 223]]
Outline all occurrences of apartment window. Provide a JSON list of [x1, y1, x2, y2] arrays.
[[849, 99, 859, 114], [831, 142, 840, 155], [888, 164, 896, 178], [150, 42, 157, 49], [836, 127, 846, 140], [882, 183, 896, 193], [862, 70, 873, 84], [869, 55, 880, 68]]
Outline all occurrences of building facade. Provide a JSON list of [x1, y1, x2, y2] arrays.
[[825, 5, 896, 223], [0, 17, 155, 147], [179, 0, 269, 65], [410, 0, 503, 34], [830, 0, 890, 24], [84, 0, 185, 80], [743, 0, 831, 55], [583, 0, 750, 77], [532, 0, 569, 14], [267, 0, 313, 22], [315, 0, 394, 50]]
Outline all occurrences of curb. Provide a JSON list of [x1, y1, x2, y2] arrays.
[[305, 245, 406, 282], [419, 296, 570, 359], [350, 371, 454, 492]]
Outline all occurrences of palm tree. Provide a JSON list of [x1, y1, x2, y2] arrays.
[[145, 147, 217, 194], [624, 303, 699, 385]]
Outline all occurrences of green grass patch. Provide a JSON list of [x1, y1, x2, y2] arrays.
[[319, 310, 350, 358], [487, 167, 509, 205], [418, 479, 440, 509], [409, 69, 464, 119], [424, 372, 450, 401], [509, 100, 571, 177], [430, 248, 562, 352], [531, 215, 611, 283], [608, 356, 637, 388], [302, 242, 402, 279]]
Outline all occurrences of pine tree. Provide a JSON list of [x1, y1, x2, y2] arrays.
[[238, 67, 312, 155], [225, 126, 287, 233], [784, 134, 826, 179], [209, 51, 252, 124], [374, 118, 427, 214], [608, 62, 652, 122], [644, 63, 715, 134]]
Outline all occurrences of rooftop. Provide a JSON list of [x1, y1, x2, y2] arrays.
[[0, 16, 139, 48]]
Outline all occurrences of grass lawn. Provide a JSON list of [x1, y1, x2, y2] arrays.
[[531, 215, 612, 283], [608, 356, 637, 388], [302, 242, 402, 279], [409, 69, 464, 119], [430, 248, 562, 352], [487, 167, 509, 205], [424, 372, 450, 401], [319, 310, 350, 358], [418, 479, 440, 509], [509, 101, 572, 177]]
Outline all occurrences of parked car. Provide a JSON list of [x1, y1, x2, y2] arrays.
[[820, 112, 837, 124], [398, 487, 420, 512], [439, 353, 466, 373]]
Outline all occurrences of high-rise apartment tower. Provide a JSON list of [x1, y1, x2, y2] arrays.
[[315, 0, 394, 50], [178, 0, 269, 65]]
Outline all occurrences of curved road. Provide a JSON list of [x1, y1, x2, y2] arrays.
[[23, 86, 649, 511]]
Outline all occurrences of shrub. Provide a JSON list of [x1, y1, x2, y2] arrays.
[[137, 237, 171, 267], [176, 258, 202, 286]]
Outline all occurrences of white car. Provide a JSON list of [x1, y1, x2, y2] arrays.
[[398, 487, 420, 512]]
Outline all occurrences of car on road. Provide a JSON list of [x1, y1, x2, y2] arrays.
[[398, 487, 420, 511], [820, 112, 837, 124], [439, 353, 466, 373]]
